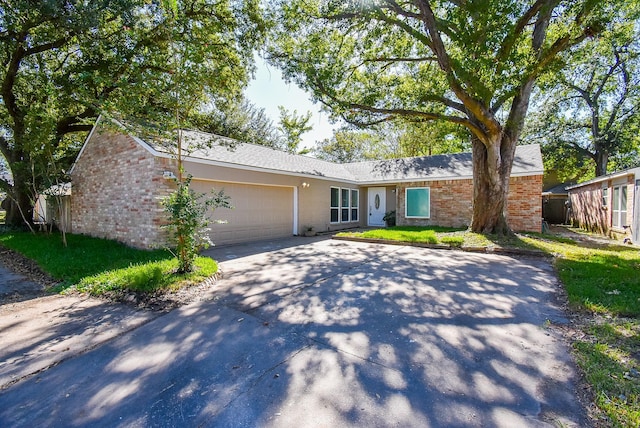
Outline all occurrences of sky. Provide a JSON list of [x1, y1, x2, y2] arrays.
[[244, 58, 338, 149]]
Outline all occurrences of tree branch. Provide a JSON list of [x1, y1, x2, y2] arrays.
[[496, 0, 550, 62], [415, 0, 499, 141]]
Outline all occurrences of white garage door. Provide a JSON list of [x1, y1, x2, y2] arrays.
[[191, 180, 294, 246]]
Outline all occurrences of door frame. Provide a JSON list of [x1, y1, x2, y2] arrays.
[[367, 187, 386, 226]]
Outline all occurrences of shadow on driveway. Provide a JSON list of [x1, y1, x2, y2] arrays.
[[0, 239, 587, 427]]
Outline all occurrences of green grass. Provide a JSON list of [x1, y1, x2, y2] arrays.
[[336, 225, 537, 250], [336, 226, 464, 245], [518, 234, 640, 426], [0, 231, 217, 295]]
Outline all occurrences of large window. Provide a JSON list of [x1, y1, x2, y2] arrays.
[[405, 187, 430, 218], [612, 185, 627, 228], [330, 187, 339, 223], [341, 188, 350, 222], [350, 189, 359, 221], [330, 187, 359, 223]]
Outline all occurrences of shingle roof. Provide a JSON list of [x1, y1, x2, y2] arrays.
[[141, 128, 543, 184], [542, 183, 572, 195]]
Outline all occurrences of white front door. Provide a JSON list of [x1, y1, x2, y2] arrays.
[[368, 187, 386, 226]]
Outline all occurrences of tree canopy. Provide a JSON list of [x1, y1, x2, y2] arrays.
[[523, 2, 640, 181], [0, 0, 265, 225], [267, 0, 614, 233]]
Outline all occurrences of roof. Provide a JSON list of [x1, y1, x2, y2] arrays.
[[566, 167, 640, 191], [75, 117, 544, 184], [542, 183, 572, 196], [145, 129, 543, 184]]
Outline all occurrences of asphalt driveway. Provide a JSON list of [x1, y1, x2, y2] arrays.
[[0, 238, 587, 427]]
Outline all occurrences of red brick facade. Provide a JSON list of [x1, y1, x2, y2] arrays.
[[71, 128, 175, 248], [396, 174, 542, 232]]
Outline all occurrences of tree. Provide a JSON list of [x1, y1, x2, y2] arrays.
[[0, 0, 263, 226], [191, 96, 281, 148], [268, 0, 612, 233], [523, 4, 640, 179], [313, 120, 469, 163], [277, 106, 313, 154], [313, 128, 385, 163]]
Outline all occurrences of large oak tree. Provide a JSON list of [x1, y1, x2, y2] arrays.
[[268, 0, 615, 233], [0, 0, 263, 226]]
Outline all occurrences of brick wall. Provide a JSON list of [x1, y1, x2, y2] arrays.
[[71, 127, 175, 249], [396, 174, 542, 232]]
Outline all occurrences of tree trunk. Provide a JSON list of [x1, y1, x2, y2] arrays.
[[2, 172, 35, 228], [469, 137, 516, 234], [595, 149, 608, 177]]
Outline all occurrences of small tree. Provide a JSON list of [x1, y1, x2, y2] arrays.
[[162, 174, 230, 273]]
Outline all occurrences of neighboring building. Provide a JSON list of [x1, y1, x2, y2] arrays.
[[69, 118, 544, 249], [567, 167, 640, 243]]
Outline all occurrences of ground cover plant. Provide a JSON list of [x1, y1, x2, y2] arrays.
[[0, 231, 217, 295]]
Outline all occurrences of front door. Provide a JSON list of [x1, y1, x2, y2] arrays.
[[368, 187, 386, 226]]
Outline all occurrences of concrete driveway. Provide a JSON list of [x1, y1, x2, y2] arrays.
[[0, 238, 587, 427]]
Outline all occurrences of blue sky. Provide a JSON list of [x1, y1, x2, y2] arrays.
[[244, 58, 338, 149]]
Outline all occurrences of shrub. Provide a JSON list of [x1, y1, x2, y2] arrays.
[[162, 175, 230, 273]]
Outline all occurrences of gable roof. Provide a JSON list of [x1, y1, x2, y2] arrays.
[[74, 117, 544, 184]]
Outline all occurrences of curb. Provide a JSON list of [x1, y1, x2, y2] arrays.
[[331, 235, 549, 258]]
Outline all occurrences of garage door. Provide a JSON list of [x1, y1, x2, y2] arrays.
[[191, 180, 294, 246]]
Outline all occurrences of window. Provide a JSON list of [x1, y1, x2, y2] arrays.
[[341, 189, 350, 222], [612, 185, 627, 228], [330, 187, 359, 223], [602, 187, 608, 207], [405, 187, 430, 218], [330, 187, 339, 223], [350, 189, 359, 221]]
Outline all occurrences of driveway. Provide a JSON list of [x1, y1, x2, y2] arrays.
[[0, 238, 587, 427]]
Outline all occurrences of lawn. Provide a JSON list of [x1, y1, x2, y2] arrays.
[[0, 231, 217, 295], [340, 226, 640, 426], [336, 225, 535, 249]]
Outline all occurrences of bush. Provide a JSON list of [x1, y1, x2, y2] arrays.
[[383, 210, 396, 226], [162, 175, 230, 273]]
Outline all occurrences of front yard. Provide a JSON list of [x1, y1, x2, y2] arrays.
[[0, 226, 638, 425], [0, 231, 217, 309]]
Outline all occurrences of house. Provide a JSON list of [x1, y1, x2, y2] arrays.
[[69, 118, 543, 249], [567, 167, 640, 243]]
